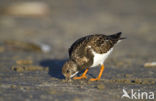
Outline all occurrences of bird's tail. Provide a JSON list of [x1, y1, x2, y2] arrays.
[[120, 37, 126, 40], [109, 32, 126, 40]]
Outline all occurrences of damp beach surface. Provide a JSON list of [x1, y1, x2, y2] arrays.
[[0, 0, 156, 101]]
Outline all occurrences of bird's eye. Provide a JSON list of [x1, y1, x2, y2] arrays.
[[66, 70, 70, 73]]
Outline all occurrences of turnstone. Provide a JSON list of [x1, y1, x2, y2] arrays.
[[62, 32, 126, 81]]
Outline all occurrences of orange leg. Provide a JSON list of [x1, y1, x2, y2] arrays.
[[89, 64, 104, 81], [73, 68, 88, 80]]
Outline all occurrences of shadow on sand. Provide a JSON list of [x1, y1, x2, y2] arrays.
[[40, 59, 67, 79]]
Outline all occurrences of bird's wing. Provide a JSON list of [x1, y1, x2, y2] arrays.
[[90, 33, 123, 54], [69, 36, 94, 69], [88, 35, 112, 54], [68, 36, 88, 58], [70, 45, 93, 69]]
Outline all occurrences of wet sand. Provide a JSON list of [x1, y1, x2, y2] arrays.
[[0, 0, 156, 101]]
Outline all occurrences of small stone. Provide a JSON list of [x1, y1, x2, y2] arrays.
[[73, 97, 81, 101], [16, 60, 33, 65], [0, 46, 5, 53], [144, 62, 156, 68], [116, 61, 124, 66], [40, 95, 47, 99], [11, 65, 48, 72], [29, 95, 33, 98], [11, 65, 24, 72], [96, 84, 105, 89], [48, 90, 57, 95], [44, 67, 49, 71], [125, 74, 133, 78], [3, 2, 49, 17], [10, 85, 16, 88]]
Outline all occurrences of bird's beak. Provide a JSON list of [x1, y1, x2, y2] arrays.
[[70, 71, 79, 78]]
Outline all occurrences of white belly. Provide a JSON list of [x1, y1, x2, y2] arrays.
[[91, 48, 113, 67]]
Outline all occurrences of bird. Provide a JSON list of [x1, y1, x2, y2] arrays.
[[62, 32, 126, 81]]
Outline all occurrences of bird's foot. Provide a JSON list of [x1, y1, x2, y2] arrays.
[[89, 78, 100, 81], [73, 75, 87, 80]]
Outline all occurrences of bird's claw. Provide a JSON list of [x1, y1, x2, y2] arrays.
[[89, 78, 100, 81]]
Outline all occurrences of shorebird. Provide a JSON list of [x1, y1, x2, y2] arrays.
[[62, 32, 126, 81]]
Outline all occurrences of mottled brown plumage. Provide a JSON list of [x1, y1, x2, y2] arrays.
[[62, 32, 125, 81], [69, 32, 124, 70]]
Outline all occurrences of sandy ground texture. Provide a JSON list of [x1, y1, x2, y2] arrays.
[[0, 0, 156, 101]]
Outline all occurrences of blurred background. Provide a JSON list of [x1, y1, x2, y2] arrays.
[[0, 0, 156, 101], [0, 0, 155, 58]]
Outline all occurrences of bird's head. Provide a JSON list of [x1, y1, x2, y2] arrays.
[[62, 60, 78, 80]]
